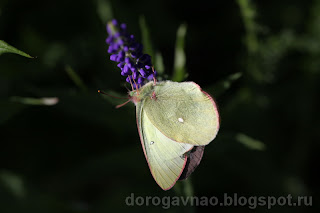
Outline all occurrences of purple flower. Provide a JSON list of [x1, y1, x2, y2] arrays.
[[106, 19, 157, 88]]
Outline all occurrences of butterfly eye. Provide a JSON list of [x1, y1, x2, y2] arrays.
[[150, 141, 155, 145]]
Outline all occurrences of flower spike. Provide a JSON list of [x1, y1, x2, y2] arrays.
[[106, 19, 157, 89]]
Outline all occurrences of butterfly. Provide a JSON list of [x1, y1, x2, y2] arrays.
[[128, 80, 220, 190]]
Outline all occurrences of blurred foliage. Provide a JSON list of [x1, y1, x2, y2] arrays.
[[172, 23, 187, 82], [139, 15, 155, 63], [65, 65, 88, 93], [10, 96, 59, 106], [0, 0, 319, 212]]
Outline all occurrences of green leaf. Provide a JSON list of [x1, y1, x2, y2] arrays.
[[172, 23, 187, 82], [96, 0, 113, 24], [237, 0, 259, 54], [139, 16, 166, 76], [65, 65, 88, 92], [206, 72, 243, 98], [236, 133, 266, 151], [10, 97, 59, 106], [154, 51, 165, 75], [182, 178, 194, 197], [139, 15, 154, 59], [0, 40, 33, 58], [173, 179, 195, 213]]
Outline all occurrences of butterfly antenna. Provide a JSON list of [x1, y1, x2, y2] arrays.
[[97, 90, 129, 99], [115, 99, 131, 108]]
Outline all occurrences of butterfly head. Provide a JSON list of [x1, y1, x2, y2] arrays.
[[128, 81, 155, 105]]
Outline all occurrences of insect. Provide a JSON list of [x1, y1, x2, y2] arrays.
[[104, 19, 219, 190], [128, 80, 220, 190]]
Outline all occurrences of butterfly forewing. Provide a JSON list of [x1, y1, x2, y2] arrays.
[[144, 81, 219, 146]]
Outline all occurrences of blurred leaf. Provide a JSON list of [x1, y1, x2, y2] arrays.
[[258, 30, 295, 82], [237, 0, 258, 54], [0, 40, 33, 58], [96, 0, 113, 24], [284, 176, 307, 196], [154, 51, 165, 75], [10, 97, 59, 106], [172, 23, 187, 82], [65, 65, 88, 92], [237, 0, 265, 83], [139, 16, 166, 77], [0, 171, 25, 198], [236, 133, 266, 151], [206, 72, 242, 97], [308, 0, 320, 36], [173, 179, 195, 213], [139, 15, 154, 59], [43, 43, 66, 68], [182, 178, 194, 197]]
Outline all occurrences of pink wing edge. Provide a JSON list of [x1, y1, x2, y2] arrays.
[[191, 81, 220, 137]]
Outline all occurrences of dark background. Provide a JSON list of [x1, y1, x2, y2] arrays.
[[0, 0, 318, 212]]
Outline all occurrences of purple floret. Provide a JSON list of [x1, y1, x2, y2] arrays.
[[106, 19, 157, 88]]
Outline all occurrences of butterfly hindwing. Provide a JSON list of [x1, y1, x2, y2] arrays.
[[179, 145, 205, 180], [136, 102, 193, 190]]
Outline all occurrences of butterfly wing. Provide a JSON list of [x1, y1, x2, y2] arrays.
[[136, 102, 194, 190], [143, 81, 219, 146], [179, 145, 205, 180]]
